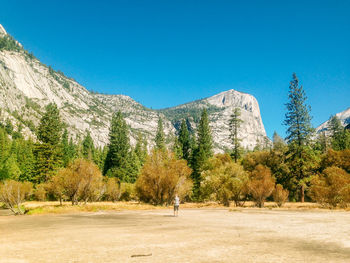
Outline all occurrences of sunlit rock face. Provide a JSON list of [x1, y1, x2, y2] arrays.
[[0, 24, 268, 152], [316, 107, 350, 134]]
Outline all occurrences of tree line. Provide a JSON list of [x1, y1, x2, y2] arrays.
[[1, 73, 350, 214]]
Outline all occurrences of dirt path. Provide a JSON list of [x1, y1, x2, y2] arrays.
[[1, 208, 350, 262]]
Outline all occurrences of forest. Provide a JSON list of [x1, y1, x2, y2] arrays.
[[1, 73, 350, 215]]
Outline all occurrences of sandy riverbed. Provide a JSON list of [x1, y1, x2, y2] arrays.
[[1, 208, 350, 262]]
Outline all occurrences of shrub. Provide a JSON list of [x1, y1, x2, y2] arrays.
[[0, 180, 33, 215], [201, 156, 249, 206], [53, 159, 103, 205], [136, 150, 192, 205], [46, 171, 66, 205], [273, 184, 289, 207], [34, 183, 47, 201], [119, 183, 136, 201], [309, 166, 350, 208], [105, 177, 121, 202], [248, 165, 275, 208]]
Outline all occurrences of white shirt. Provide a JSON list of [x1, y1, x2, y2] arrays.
[[174, 196, 180, 206]]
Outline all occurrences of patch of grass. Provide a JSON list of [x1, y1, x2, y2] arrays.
[[25, 201, 164, 215]]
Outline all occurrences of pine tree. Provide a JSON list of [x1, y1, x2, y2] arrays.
[[178, 120, 191, 162], [328, 115, 347, 150], [191, 109, 213, 198], [16, 138, 35, 182], [104, 112, 134, 181], [284, 73, 315, 202], [229, 108, 243, 162], [34, 103, 63, 183], [155, 117, 166, 150], [82, 130, 95, 160], [284, 73, 314, 146], [61, 129, 76, 166], [134, 132, 147, 165], [272, 131, 287, 151]]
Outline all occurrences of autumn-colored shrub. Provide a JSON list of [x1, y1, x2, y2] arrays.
[[321, 149, 350, 173], [136, 150, 192, 205], [309, 166, 350, 208], [105, 177, 121, 202], [0, 180, 33, 214], [52, 159, 103, 205], [248, 164, 275, 208], [119, 183, 136, 201], [34, 183, 47, 201], [273, 184, 289, 207], [46, 171, 66, 205], [201, 155, 249, 206]]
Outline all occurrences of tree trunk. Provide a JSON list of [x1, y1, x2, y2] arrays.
[[300, 185, 305, 203]]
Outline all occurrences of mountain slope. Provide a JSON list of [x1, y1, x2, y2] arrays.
[[316, 107, 350, 134], [0, 24, 268, 152]]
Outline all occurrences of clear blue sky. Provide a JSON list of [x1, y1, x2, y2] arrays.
[[1, 0, 349, 138]]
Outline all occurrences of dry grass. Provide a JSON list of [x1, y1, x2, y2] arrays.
[[19, 200, 329, 216], [24, 201, 164, 215]]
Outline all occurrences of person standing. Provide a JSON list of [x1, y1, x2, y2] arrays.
[[174, 194, 180, 217]]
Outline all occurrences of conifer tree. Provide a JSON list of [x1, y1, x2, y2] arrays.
[[34, 103, 63, 183], [191, 109, 213, 198], [229, 108, 243, 163], [178, 120, 191, 162], [284, 73, 315, 202], [61, 129, 76, 166], [272, 131, 287, 151], [134, 132, 148, 165], [104, 111, 134, 181], [155, 117, 166, 150], [82, 130, 95, 160], [328, 115, 348, 150]]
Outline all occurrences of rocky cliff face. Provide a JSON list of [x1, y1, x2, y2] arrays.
[[0, 24, 268, 152], [316, 107, 350, 134]]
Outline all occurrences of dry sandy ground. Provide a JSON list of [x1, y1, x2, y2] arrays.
[[1, 208, 350, 263]]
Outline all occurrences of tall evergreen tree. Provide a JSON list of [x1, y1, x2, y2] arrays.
[[82, 130, 95, 160], [272, 131, 287, 151], [155, 117, 166, 150], [229, 108, 243, 163], [61, 129, 76, 166], [134, 132, 148, 165], [328, 115, 347, 150], [34, 103, 63, 183], [191, 109, 213, 198], [178, 120, 191, 162], [104, 111, 135, 182], [284, 73, 315, 202], [284, 73, 314, 146]]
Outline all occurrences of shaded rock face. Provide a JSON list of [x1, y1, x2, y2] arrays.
[[316, 108, 350, 134], [0, 24, 268, 152]]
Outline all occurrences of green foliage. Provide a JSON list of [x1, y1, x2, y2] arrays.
[[155, 117, 166, 150], [284, 73, 315, 201], [159, 102, 221, 125], [61, 129, 76, 167], [191, 109, 213, 198], [284, 73, 314, 146], [34, 103, 63, 183], [134, 132, 148, 165], [201, 154, 249, 206], [104, 112, 139, 183], [178, 120, 192, 162], [0, 35, 22, 52], [328, 115, 350, 150], [229, 108, 243, 162]]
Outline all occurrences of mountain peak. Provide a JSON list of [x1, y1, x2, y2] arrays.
[[0, 24, 7, 36]]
